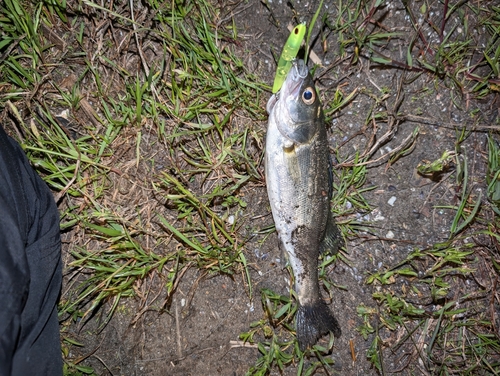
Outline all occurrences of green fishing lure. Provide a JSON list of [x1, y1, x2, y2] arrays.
[[272, 22, 307, 93]]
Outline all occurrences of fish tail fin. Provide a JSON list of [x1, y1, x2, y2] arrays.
[[319, 211, 344, 255], [296, 299, 341, 351]]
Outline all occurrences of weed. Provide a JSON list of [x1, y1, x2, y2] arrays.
[[487, 134, 500, 215], [359, 133, 500, 374], [326, 0, 500, 99], [242, 288, 338, 376], [1, 0, 264, 367]]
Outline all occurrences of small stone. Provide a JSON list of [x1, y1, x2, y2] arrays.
[[388, 196, 397, 206], [372, 209, 385, 221]]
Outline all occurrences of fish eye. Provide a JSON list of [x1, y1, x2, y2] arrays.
[[302, 87, 315, 105]]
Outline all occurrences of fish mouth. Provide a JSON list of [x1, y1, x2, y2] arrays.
[[282, 59, 308, 99], [267, 60, 308, 115]]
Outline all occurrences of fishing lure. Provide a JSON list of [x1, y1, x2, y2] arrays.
[[272, 22, 307, 93]]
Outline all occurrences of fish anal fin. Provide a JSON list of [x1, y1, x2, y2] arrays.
[[319, 212, 343, 255]]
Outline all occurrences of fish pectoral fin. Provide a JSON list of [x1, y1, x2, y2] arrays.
[[319, 212, 344, 255]]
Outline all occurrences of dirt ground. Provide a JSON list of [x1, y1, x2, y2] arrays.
[[59, 1, 499, 375]]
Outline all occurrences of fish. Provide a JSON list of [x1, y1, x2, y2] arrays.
[[265, 59, 343, 351]]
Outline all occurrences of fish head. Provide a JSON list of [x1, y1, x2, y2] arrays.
[[267, 59, 323, 145]]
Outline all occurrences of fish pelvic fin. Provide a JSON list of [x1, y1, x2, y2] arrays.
[[296, 300, 341, 351], [319, 211, 344, 255]]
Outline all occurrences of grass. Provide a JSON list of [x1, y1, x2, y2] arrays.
[[1, 0, 265, 372], [242, 288, 338, 376], [327, 0, 500, 99], [1, 0, 499, 375], [357, 131, 500, 374], [360, 235, 499, 374]]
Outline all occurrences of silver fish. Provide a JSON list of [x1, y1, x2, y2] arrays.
[[265, 59, 343, 351]]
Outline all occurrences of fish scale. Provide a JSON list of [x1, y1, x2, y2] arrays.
[[265, 59, 343, 351]]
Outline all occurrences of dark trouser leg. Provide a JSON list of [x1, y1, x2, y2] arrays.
[[0, 125, 63, 376]]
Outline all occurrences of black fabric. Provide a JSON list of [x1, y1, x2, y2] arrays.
[[0, 125, 62, 376]]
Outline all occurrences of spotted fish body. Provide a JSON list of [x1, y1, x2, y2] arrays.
[[265, 59, 343, 351]]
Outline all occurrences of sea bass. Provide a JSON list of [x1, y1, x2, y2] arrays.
[[265, 59, 343, 351]]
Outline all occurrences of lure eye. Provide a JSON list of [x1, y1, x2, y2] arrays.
[[302, 87, 315, 105]]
